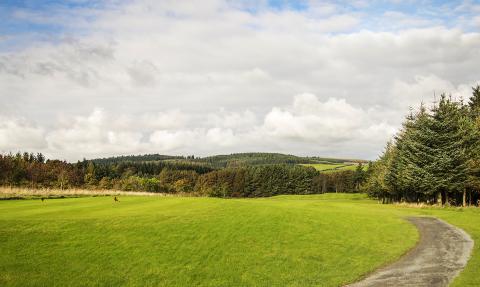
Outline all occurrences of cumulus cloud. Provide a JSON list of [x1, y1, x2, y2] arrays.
[[207, 109, 257, 130], [1, 0, 479, 160], [263, 94, 367, 141], [390, 75, 474, 111], [0, 94, 397, 160], [0, 117, 46, 151], [260, 94, 396, 156]]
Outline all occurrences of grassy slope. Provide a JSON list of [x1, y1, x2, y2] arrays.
[[299, 163, 366, 172], [299, 163, 345, 171], [0, 194, 478, 286]]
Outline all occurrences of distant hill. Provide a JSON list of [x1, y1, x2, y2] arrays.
[[89, 152, 367, 168], [90, 154, 184, 164], [192, 152, 316, 168]]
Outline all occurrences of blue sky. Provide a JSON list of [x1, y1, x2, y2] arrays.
[[1, 0, 479, 37], [0, 0, 479, 160]]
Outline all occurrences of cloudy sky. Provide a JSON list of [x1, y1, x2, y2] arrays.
[[1, 0, 479, 161]]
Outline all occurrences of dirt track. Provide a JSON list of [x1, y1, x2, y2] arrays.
[[347, 217, 473, 287]]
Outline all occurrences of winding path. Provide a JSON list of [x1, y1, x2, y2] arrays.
[[347, 217, 474, 287]]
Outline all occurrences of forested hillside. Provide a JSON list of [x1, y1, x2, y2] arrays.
[[0, 152, 368, 196], [364, 86, 480, 206], [192, 152, 316, 168], [89, 152, 360, 168], [91, 154, 185, 164]]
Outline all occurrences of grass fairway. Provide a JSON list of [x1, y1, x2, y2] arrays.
[[0, 194, 478, 286]]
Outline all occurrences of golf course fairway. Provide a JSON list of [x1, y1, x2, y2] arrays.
[[1, 193, 479, 286]]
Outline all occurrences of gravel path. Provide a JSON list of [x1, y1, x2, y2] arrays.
[[346, 217, 473, 287]]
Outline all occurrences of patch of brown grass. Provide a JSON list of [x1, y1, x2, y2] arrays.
[[393, 201, 477, 210], [0, 186, 188, 199]]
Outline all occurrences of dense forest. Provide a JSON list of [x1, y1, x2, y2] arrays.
[[0, 152, 367, 197], [190, 152, 365, 168], [91, 154, 186, 164], [364, 86, 480, 206], [191, 153, 316, 168]]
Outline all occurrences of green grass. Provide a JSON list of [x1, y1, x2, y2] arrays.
[[299, 163, 362, 172], [0, 194, 479, 286], [299, 163, 346, 171]]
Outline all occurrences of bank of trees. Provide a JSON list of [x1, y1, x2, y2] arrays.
[[195, 165, 320, 197], [364, 86, 480, 206], [0, 152, 367, 197], [193, 153, 318, 168], [0, 154, 211, 192]]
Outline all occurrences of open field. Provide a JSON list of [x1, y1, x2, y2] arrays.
[[299, 163, 345, 171], [299, 163, 367, 172], [1, 193, 479, 286]]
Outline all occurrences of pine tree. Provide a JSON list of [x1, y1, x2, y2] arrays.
[[353, 163, 365, 191], [430, 95, 467, 205], [468, 85, 480, 117], [463, 85, 480, 205], [364, 141, 396, 203]]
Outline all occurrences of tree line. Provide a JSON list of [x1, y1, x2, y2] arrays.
[[364, 86, 480, 206], [192, 152, 319, 169], [0, 152, 368, 197]]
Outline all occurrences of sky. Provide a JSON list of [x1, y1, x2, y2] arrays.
[[1, 0, 479, 161]]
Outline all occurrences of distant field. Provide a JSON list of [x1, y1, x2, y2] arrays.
[[1, 194, 479, 286], [299, 163, 367, 172]]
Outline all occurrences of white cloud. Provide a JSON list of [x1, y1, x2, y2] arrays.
[[473, 16, 480, 27], [391, 75, 475, 111], [207, 109, 257, 130], [380, 11, 436, 29], [0, 94, 398, 160], [262, 94, 394, 145], [0, 117, 46, 151], [149, 130, 197, 151], [1, 0, 480, 160], [46, 108, 144, 156]]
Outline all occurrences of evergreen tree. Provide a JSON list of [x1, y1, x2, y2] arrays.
[[365, 88, 480, 206], [84, 162, 97, 188], [429, 95, 467, 205], [468, 85, 480, 117], [353, 163, 365, 191]]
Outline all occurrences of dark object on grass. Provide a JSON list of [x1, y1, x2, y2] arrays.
[[114, 196, 119, 202], [41, 197, 45, 202]]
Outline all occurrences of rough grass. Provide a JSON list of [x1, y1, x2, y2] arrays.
[[0, 193, 478, 286], [0, 187, 184, 199]]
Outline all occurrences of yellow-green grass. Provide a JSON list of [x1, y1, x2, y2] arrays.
[[0, 186, 177, 199], [0, 194, 478, 286], [299, 163, 367, 173], [299, 163, 346, 171]]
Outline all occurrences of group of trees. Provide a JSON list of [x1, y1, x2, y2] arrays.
[[193, 153, 318, 169], [0, 153, 84, 189], [0, 154, 211, 192], [364, 86, 480, 206], [0, 151, 368, 197], [195, 165, 320, 197]]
